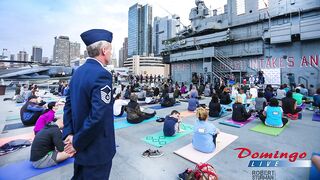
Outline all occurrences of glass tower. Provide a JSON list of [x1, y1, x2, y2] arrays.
[[128, 3, 152, 57]]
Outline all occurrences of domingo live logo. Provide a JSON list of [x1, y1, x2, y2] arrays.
[[234, 148, 312, 167]]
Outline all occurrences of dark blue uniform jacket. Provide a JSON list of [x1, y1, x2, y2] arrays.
[[63, 58, 116, 166]]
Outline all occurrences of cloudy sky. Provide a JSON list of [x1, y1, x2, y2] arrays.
[[0, 0, 227, 59]]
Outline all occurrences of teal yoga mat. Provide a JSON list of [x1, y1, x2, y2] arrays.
[[142, 123, 193, 147], [208, 112, 232, 121], [114, 116, 159, 130]]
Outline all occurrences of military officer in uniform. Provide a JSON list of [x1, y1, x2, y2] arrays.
[[63, 29, 116, 179]]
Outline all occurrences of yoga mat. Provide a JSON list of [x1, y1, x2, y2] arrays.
[[16, 103, 24, 107], [142, 123, 193, 147], [180, 111, 195, 118], [149, 102, 181, 110], [312, 113, 320, 122], [114, 113, 127, 120], [250, 121, 290, 136], [6, 115, 20, 121], [6, 110, 63, 121], [0, 158, 74, 180], [310, 153, 320, 180], [3, 123, 26, 131], [219, 116, 255, 128], [174, 132, 238, 164], [0, 133, 35, 147], [208, 112, 232, 121], [114, 116, 159, 130]]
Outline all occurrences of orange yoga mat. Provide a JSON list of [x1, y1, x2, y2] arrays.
[[180, 111, 195, 118]]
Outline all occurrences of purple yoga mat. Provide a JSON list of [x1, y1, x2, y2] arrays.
[[219, 116, 255, 128], [312, 113, 320, 122]]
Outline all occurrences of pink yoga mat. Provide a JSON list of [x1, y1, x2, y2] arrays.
[[224, 116, 255, 127]]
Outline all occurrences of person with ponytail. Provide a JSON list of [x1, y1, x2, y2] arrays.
[[34, 102, 59, 134]]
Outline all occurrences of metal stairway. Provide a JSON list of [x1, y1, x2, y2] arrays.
[[211, 49, 237, 80]]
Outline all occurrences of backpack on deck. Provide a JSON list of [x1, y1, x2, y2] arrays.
[[181, 163, 218, 180]]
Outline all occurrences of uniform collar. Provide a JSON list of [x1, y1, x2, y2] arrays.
[[87, 58, 105, 68]]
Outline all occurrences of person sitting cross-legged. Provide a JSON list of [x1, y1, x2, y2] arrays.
[[34, 101, 59, 135], [20, 95, 45, 126], [292, 88, 307, 106], [259, 98, 288, 128], [209, 94, 223, 117], [126, 94, 156, 124], [192, 107, 220, 153], [163, 110, 183, 137], [281, 91, 302, 115], [113, 93, 128, 117], [232, 96, 252, 122], [30, 119, 74, 168], [188, 94, 199, 111]]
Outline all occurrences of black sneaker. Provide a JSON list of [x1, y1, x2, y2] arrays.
[[148, 150, 164, 158], [142, 149, 152, 158], [156, 118, 165, 123], [178, 169, 192, 180]]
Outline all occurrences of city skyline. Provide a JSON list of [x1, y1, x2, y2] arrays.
[[0, 0, 227, 59]]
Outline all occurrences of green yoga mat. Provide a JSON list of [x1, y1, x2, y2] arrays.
[[250, 122, 290, 136], [142, 123, 193, 147]]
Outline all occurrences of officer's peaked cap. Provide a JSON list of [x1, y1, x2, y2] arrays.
[[80, 29, 113, 46]]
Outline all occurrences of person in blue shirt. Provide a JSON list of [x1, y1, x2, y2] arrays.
[[313, 88, 320, 109], [20, 95, 45, 126], [259, 98, 288, 128], [63, 29, 116, 179], [188, 94, 199, 111], [192, 107, 220, 153], [163, 110, 183, 136]]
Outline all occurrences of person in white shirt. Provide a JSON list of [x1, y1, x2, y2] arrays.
[[275, 85, 286, 100], [239, 88, 247, 104], [231, 85, 239, 99], [249, 85, 258, 99], [114, 94, 128, 117]]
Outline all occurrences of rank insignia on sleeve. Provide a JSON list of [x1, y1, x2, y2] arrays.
[[101, 85, 111, 104]]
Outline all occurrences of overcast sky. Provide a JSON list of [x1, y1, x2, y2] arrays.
[[0, 0, 227, 59]]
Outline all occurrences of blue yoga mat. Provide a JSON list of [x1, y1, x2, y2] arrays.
[[114, 116, 159, 129], [149, 103, 181, 110], [310, 153, 320, 180], [16, 103, 24, 107], [0, 158, 74, 179], [114, 113, 127, 120]]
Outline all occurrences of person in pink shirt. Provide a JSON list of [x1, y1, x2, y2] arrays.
[[34, 102, 58, 134]]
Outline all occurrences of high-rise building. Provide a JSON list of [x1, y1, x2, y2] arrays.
[[53, 36, 80, 66], [69, 42, 81, 60], [119, 48, 124, 67], [118, 37, 128, 67], [128, 3, 152, 57], [42, 57, 49, 64], [153, 15, 179, 56], [10, 54, 15, 66], [31, 46, 43, 63], [84, 50, 88, 58], [17, 51, 28, 62], [111, 49, 117, 67], [10, 54, 15, 61], [53, 36, 70, 66]]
